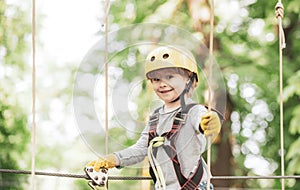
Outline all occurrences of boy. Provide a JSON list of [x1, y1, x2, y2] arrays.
[[87, 46, 222, 190]]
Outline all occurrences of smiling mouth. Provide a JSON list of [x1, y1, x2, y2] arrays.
[[159, 89, 173, 93]]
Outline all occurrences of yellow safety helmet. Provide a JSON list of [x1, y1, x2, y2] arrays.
[[145, 46, 198, 80]]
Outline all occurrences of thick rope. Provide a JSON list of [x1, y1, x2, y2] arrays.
[[31, 0, 36, 189], [275, 1, 286, 190], [206, 0, 215, 189]]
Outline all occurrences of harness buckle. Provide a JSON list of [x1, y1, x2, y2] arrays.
[[85, 166, 108, 189], [174, 113, 187, 124], [151, 136, 165, 147]]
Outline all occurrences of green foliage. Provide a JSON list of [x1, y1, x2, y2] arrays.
[[0, 1, 31, 189], [286, 138, 300, 173], [110, 0, 167, 24], [289, 105, 300, 135], [216, 0, 300, 187], [283, 70, 300, 102], [0, 95, 29, 189], [0, 1, 31, 69]]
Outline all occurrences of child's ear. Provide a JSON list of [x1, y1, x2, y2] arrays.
[[193, 80, 198, 88]]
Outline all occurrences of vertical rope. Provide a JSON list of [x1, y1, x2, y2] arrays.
[[275, 1, 286, 190], [31, 0, 36, 189], [206, 0, 215, 189], [104, 0, 110, 156], [104, 2, 110, 189]]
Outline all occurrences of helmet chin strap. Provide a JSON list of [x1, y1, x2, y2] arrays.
[[170, 74, 196, 110], [170, 95, 181, 104]]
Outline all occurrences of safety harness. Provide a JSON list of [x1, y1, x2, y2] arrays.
[[147, 103, 204, 190]]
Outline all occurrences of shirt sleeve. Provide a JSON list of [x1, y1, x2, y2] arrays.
[[187, 104, 208, 153], [114, 125, 149, 167], [188, 104, 208, 134]]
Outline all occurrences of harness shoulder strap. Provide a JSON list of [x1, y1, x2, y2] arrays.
[[163, 103, 204, 190], [148, 103, 198, 144], [148, 107, 161, 145]]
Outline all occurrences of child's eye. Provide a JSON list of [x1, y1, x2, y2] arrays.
[[151, 78, 160, 82], [166, 75, 174, 80]]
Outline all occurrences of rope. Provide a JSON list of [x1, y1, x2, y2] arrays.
[[31, 0, 36, 189], [206, 0, 215, 189], [104, 0, 110, 156], [275, 1, 286, 190], [102, 2, 110, 189]]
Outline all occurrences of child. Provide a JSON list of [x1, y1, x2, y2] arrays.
[[87, 46, 222, 190]]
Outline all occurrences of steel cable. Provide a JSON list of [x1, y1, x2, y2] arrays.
[[1, 169, 299, 180]]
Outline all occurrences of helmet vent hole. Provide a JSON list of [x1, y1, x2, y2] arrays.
[[150, 56, 155, 61], [162, 53, 169, 59]]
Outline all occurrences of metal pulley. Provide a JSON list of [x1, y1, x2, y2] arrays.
[[85, 166, 108, 189]]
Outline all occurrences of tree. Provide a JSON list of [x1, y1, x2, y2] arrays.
[[0, 1, 31, 189]]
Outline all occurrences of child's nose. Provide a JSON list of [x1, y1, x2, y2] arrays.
[[159, 80, 168, 87]]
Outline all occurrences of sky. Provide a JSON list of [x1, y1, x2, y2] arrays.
[[32, 0, 103, 145], [38, 0, 102, 64]]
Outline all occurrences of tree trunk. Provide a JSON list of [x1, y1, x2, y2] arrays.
[[211, 94, 234, 189]]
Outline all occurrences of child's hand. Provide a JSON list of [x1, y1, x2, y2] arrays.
[[200, 111, 221, 137], [87, 154, 118, 171]]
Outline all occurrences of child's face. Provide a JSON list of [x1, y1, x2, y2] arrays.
[[149, 68, 188, 107]]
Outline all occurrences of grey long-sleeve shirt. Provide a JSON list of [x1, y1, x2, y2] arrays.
[[115, 102, 210, 189]]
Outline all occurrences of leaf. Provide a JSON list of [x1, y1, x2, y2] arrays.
[[287, 157, 300, 174], [289, 105, 300, 135], [287, 1, 300, 14], [283, 70, 300, 102], [286, 138, 300, 160], [282, 85, 296, 102]]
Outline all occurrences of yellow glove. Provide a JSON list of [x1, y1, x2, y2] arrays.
[[200, 111, 221, 137], [87, 154, 118, 171]]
